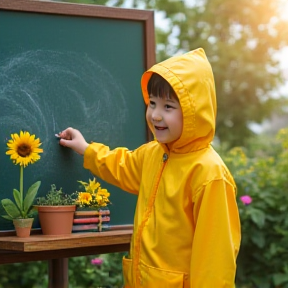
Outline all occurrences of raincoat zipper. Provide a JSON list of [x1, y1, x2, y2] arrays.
[[133, 152, 169, 287]]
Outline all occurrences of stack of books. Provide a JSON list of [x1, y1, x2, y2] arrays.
[[72, 209, 110, 232]]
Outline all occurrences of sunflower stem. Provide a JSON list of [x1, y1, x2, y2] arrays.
[[20, 165, 24, 210]]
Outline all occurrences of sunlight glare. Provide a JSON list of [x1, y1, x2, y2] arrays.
[[277, 0, 288, 20]]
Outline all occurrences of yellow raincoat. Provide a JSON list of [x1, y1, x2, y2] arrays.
[[83, 48, 241, 287]]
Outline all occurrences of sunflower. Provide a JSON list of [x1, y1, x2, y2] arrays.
[[1, 131, 43, 221], [6, 131, 43, 167]]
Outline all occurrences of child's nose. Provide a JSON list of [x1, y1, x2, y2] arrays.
[[152, 112, 162, 122]]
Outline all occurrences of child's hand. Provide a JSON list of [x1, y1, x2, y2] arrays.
[[58, 127, 89, 155]]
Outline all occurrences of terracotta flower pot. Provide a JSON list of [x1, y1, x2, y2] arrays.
[[36, 205, 76, 235], [13, 218, 34, 238]]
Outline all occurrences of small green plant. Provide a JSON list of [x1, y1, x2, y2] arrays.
[[36, 184, 76, 206]]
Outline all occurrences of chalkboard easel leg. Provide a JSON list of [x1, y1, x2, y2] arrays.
[[48, 258, 69, 288]]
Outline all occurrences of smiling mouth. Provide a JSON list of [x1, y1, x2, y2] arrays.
[[155, 126, 167, 130]]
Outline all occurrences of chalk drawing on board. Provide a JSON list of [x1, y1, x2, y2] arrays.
[[0, 50, 128, 179]]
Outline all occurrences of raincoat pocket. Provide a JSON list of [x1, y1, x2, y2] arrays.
[[122, 256, 133, 288], [122, 257, 188, 288], [140, 261, 187, 288]]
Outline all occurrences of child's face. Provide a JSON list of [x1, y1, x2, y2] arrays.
[[146, 94, 183, 144]]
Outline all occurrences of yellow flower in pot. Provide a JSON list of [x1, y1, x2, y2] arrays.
[[35, 184, 77, 235], [76, 178, 111, 209], [74, 178, 111, 232], [1, 131, 43, 237]]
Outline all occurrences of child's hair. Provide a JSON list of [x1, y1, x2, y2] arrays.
[[148, 73, 177, 100]]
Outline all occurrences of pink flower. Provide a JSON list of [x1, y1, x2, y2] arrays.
[[91, 257, 103, 266], [240, 195, 252, 205]]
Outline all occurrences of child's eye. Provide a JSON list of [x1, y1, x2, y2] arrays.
[[149, 101, 156, 108], [165, 104, 174, 110]]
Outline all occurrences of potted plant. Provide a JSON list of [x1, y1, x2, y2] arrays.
[[35, 184, 77, 235], [73, 177, 111, 232], [1, 131, 43, 237]]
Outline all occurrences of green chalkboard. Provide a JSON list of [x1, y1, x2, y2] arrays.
[[0, 0, 155, 231]]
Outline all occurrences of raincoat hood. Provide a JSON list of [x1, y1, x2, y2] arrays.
[[141, 48, 216, 153]]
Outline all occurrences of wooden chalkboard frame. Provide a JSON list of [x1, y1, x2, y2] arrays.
[[0, 0, 155, 71], [0, 1, 154, 286], [0, 0, 155, 235]]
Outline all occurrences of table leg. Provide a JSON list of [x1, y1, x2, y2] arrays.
[[48, 258, 69, 288]]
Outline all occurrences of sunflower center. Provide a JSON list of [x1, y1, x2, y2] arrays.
[[17, 144, 32, 157]]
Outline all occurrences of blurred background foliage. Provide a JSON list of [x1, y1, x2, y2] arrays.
[[1, 0, 288, 287], [220, 128, 288, 287], [0, 253, 126, 288]]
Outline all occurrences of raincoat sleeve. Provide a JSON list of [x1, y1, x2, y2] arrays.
[[83, 142, 144, 195], [190, 178, 241, 287]]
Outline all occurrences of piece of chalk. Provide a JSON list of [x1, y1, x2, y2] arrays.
[[55, 134, 61, 138]]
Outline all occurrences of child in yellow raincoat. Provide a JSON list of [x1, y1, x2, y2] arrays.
[[59, 48, 241, 288]]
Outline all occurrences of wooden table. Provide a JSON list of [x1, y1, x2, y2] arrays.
[[0, 227, 133, 288]]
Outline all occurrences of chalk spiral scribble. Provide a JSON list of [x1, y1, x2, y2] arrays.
[[0, 50, 128, 177]]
